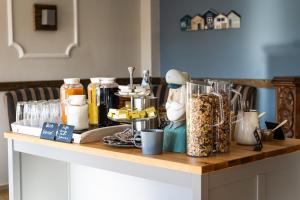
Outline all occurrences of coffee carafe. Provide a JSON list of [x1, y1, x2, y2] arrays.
[[186, 81, 224, 157]]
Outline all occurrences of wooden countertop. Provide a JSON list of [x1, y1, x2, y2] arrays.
[[4, 132, 300, 175]]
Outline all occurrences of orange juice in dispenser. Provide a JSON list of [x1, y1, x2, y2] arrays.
[[60, 78, 84, 124], [87, 78, 101, 126]]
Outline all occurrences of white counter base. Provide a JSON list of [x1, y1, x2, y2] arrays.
[[7, 138, 300, 200]]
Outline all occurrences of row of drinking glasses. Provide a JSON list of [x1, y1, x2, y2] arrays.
[[16, 100, 60, 127]]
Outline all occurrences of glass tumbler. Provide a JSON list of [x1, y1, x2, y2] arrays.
[[16, 101, 25, 124], [30, 101, 39, 127], [23, 101, 32, 126], [49, 99, 61, 124], [39, 101, 49, 127]]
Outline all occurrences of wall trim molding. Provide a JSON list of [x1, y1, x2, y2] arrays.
[[7, 0, 79, 58]]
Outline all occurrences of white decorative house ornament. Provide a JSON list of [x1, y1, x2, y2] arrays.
[[227, 10, 241, 29], [214, 13, 229, 30]]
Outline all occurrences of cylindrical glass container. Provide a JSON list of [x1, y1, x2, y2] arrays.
[[186, 81, 224, 157], [66, 95, 89, 131], [87, 77, 102, 126], [16, 101, 25, 124], [208, 80, 242, 153], [99, 78, 119, 127], [60, 78, 84, 124], [210, 80, 232, 153]]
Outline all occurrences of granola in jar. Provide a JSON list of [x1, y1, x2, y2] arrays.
[[187, 94, 215, 157]]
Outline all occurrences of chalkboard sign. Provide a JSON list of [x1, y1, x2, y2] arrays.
[[40, 122, 58, 141], [56, 124, 74, 143]]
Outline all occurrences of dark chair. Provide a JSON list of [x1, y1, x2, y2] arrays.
[[5, 87, 60, 129]]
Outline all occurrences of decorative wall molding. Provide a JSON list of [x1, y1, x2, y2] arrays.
[[7, 0, 79, 58]]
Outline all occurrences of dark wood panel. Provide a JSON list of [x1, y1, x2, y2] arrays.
[[0, 77, 271, 92], [0, 80, 64, 91], [192, 77, 273, 88], [272, 76, 300, 138], [272, 76, 300, 87]]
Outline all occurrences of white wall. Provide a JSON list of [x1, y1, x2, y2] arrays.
[[0, 0, 142, 82], [140, 0, 160, 77], [0, 0, 160, 186]]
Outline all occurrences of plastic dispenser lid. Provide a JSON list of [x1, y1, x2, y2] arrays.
[[101, 77, 116, 84], [64, 78, 80, 84], [68, 95, 86, 106], [90, 77, 102, 83]]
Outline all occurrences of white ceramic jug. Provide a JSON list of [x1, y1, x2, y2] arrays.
[[234, 111, 265, 145]]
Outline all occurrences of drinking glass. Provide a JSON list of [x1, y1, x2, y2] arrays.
[[23, 101, 32, 126], [30, 101, 39, 127], [16, 101, 25, 124], [49, 99, 60, 124], [39, 101, 50, 127]]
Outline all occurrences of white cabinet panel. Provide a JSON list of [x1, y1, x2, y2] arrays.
[[21, 153, 69, 200], [209, 177, 256, 200], [266, 167, 300, 200], [69, 164, 192, 200]]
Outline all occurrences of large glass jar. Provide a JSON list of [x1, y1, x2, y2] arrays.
[[186, 81, 224, 157], [211, 80, 232, 153], [99, 77, 119, 127], [66, 95, 89, 131], [87, 78, 101, 126], [208, 80, 242, 153], [60, 78, 84, 124]]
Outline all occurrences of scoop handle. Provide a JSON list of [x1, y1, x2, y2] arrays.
[[272, 120, 288, 132], [258, 112, 266, 118]]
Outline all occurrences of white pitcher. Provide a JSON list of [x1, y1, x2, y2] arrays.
[[234, 111, 265, 145]]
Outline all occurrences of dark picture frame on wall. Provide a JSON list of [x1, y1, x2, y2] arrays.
[[34, 4, 57, 31]]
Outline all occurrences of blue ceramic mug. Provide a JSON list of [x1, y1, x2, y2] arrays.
[[134, 129, 164, 155]]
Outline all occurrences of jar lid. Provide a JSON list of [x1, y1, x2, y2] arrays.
[[101, 77, 116, 84], [64, 78, 80, 84], [68, 95, 86, 106], [90, 77, 102, 84]]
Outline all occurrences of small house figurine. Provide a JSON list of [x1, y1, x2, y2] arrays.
[[191, 15, 205, 31], [180, 15, 192, 31], [227, 10, 241, 29], [202, 9, 218, 30], [214, 13, 229, 29]]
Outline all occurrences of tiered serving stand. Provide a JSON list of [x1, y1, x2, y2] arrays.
[[107, 67, 157, 135]]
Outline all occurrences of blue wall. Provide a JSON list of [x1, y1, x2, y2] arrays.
[[160, 0, 300, 126]]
